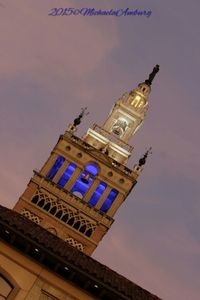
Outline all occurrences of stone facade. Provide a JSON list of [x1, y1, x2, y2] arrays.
[[0, 242, 94, 300]]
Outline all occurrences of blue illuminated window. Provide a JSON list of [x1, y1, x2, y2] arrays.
[[47, 156, 65, 180], [71, 171, 93, 198], [57, 163, 76, 188], [100, 189, 118, 213], [70, 163, 99, 198], [88, 182, 107, 207]]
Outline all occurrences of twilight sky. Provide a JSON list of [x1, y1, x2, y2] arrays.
[[1, 1, 200, 299]]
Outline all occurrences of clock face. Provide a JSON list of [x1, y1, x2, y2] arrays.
[[112, 118, 128, 137]]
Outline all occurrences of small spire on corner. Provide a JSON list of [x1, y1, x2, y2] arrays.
[[138, 147, 152, 166], [67, 107, 89, 134], [73, 107, 89, 127]]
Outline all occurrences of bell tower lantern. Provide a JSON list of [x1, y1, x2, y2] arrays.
[[84, 64, 159, 164], [13, 66, 159, 256]]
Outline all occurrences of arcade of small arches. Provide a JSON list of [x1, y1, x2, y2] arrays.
[[31, 190, 96, 238], [19, 209, 84, 251]]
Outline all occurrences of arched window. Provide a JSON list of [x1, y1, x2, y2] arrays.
[[88, 182, 107, 207], [84, 163, 99, 176], [44, 202, 51, 211], [47, 156, 65, 180], [100, 188, 118, 213], [32, 195, 39, 204], [0, 274, 13, 299], [57, 162, 76, 188], [71, 163, 99, 198]]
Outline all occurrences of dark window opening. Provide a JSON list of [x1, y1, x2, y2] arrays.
[[55, 210, 63, 219], [32, 195, 39, 204], [61, 214, 69, 222], [49, 206, 57, 215], [68, 217, 75, 226], [73, 221, 81, 230], [43, 202, 51, 211], [85, 228, 93, 237], [38, 199, 45, 208], [79, 225, 86, 234]]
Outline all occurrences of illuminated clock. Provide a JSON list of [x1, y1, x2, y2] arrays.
[[112, 118, 128, 136]]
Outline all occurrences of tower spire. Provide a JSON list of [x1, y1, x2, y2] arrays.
[[83, 66, 159, 165]]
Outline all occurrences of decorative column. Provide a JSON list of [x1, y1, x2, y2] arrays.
[[40, 152, 58, 176], [83, 179, 101, 203], [52, 160, 69, 183], [106, 193, 124, 217], [95, 187, 112, 210], [64, 168, 82, 191]]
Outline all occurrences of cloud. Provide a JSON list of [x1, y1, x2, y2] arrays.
[[1, 2, 200, 300], [94, 224, 200, 300], [0, 0, 119, 80]]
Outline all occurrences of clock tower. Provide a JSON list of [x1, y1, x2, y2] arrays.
[[13, 65, 159, 256]]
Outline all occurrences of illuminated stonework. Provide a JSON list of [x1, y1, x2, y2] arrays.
[[65, 237, 84, 252], [21, 209, 41, 224], [83, 81, 151, 164], [31, 189, 97, 237]]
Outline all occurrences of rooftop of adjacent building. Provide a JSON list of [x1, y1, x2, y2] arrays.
[[0, 204, 162, 300]]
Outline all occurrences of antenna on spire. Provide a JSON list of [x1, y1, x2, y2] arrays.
[[145, 65, 160, 86], [138, 147, 152, 166]]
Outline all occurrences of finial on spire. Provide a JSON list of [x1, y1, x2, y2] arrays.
[[73, 107, 89, 127], [67, 107, 89, 134], [145, 65, 160, 86], [138, 147, 152, 166]]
